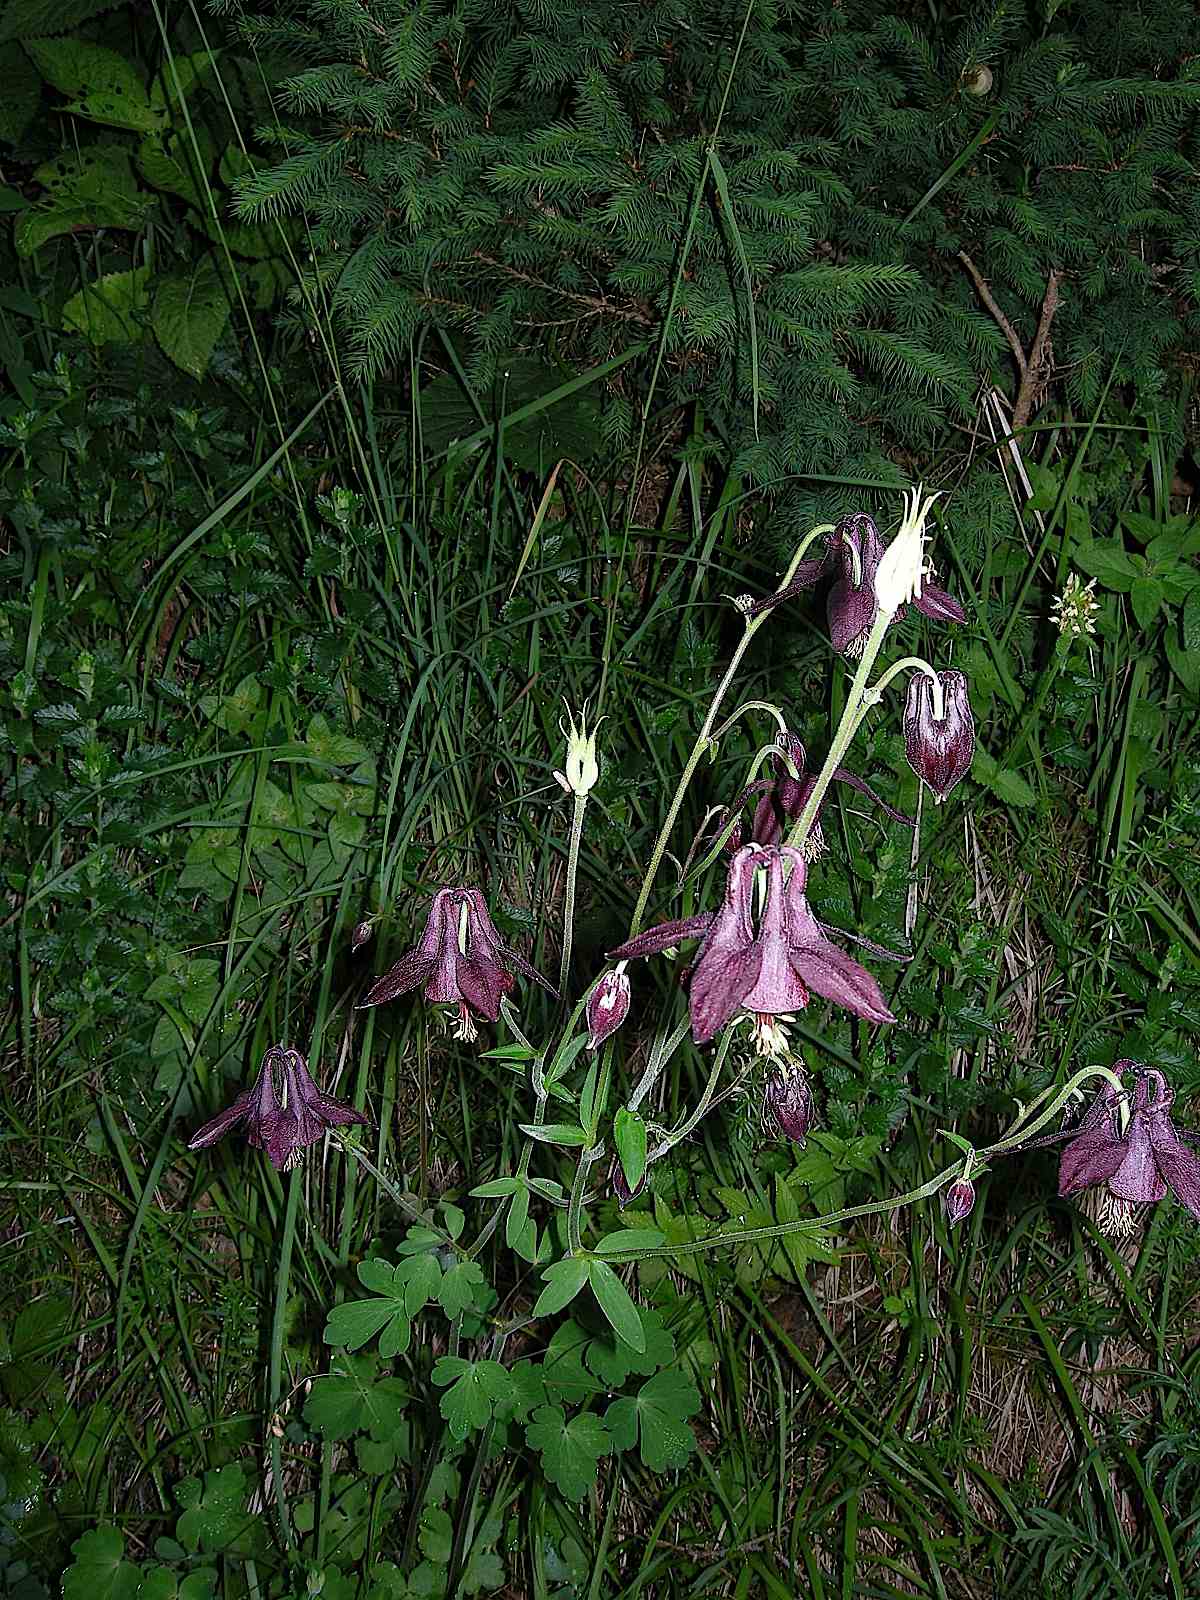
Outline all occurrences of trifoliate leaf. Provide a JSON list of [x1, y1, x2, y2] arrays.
[[431, 1357, 513, 1440], [437, 1260, 486, 1320], [604, 1368, 700, 1471], [523, 1405, 611, 1500]]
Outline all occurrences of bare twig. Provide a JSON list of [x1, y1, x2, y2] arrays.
[[958, 252, 1065, 434]]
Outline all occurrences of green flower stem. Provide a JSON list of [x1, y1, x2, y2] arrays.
[[627, 1018, 692, 1115], [785, 606, 894, 856], [866, 654, 943, 717], [567, 1142, 605, 1255], [602, 1064, 1126, 1264], [340, 1140, 458, 1246], [647, 1030, 735, 1160], [630, 524, 833, 935], [559, 791, 588, 996], [710, 699, 789, 742], [267, 1166, 301, 1550]]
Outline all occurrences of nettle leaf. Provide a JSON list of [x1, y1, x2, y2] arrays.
[[431, 1357, 513, 1440], [62, 267, 150, 345], [62, 1527, 142, 1600], [437, 1260, 486, 1319], [23, 35, 146, 100], [588, 1259, 645, 1353], [303, 1353, 408, 1441], [524, 1405, 611, 1500], [605, 1368, 700, 1472], [152, 259, 232, 381]]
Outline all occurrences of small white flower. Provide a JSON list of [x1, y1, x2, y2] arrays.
[[553, 700, 602, 797], [874, 486, 941, 615], [1050, 573, 1099, 639]]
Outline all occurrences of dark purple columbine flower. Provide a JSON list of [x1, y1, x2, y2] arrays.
[[749, 513, 965, 656], [902, 669, 975, 803], [748, 732, 914, 859], [943, 1177, 976, 1225], [587, 966, 631, 1050], [764, 1062, 814, 1144], [608, 844, 895, 1047], [188, 1046, 368, 1171], [1056, 1064, 1200, 1233], [361, 887, 554, 1041]]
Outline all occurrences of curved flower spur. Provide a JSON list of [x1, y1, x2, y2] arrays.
[[187, 1045, 368, 1171], [607, 843, 895, 1052], [360, 886, 555, 1041], [739, 731, 915, 858]]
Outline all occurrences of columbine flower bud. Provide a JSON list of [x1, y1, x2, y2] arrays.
[[903, 668, 975, 803], [764, 1063, 814, 1144], [554, 702, 601, 797], [351, 920, 374, 953], [943, 1178, 976, 1225], [874, 486, 940, 616], [586, 965, 630, 1050], [611, 1156, 647, 1208]]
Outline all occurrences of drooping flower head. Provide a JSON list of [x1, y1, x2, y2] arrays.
[[587, 965, 631, 1050], [188, 1046, 368, 1171], [747, 731, 914, 859], [748, 504, 965, 657], [609, 844, 895, 1049], [361, 887, 554, 1041], [902, 668, 975, 803], [1056, 1063, 1200, 1235]]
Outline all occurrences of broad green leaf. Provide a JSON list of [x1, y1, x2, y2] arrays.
[[588, 1258, 645, 1352], [523, 1404, 611, 1499], [62, 267, 150, 346], [1129, 576, 1164, 631], [1, 0, 123, 42], [604, 1368, 700, 1471], [612, 1107, 647, 1192], [1183, 588, 1200, 654], [64, 89, 163, 133], [62, 1527, 142, 1600], [137, 133, 204, 208], [322, 1298, 401, 1353], [23, 35, 145, 99], [469, 1177, 519, 1197], [174, 1465, 257, 1556], [152, 259, 231, 381], [582, 1306, 676, 1388], [396, 1250, 442, 1316], [532, 1256, 590, 1318], [972, 748, 1037, 808]]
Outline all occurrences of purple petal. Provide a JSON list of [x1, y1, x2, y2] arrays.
[[788, 942, 895, 1024], [688, 943, 765, 1044], [608, 913, 714, 961], [493, 939, 557, 996], [187, 1089, 253, 1151], [747, 554, 833, 617], [827, 578, 877, 656], [456, 957, 514, 1022], [1058, 1125, 1128, 1197], [286, 1050, 369, 1131], [1107, 1116, 1167, 1203], [587, 970, 631, 1050], [827, 767, 915, 828], [1146, 1109, 1200, 1220], [913, 582, 966, 625], [360, 950, 437, 1007]]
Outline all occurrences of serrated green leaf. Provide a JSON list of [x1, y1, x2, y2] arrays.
[[152, 260, 231, 381], [62, 267, 150, 345], [588, 1258, 645, 1353], [303, 1354, 407, 1441], [62, 1527, 142, 1600], [24, 35, 145, 99], [431, 1357, 512, 1440]]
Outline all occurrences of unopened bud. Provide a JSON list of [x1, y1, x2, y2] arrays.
[[351, 920, 374, 953], [943, 1178, 976, 1225], [611, 1156, 647, 1208], [764, 1064, 814, 1144], [586, 965, 630, 1050]]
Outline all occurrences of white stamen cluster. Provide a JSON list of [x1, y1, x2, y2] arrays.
[[1051, 573, 1099, 639]]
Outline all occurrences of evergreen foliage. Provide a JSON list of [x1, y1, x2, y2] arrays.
[[223, 0, 1199, 477]]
